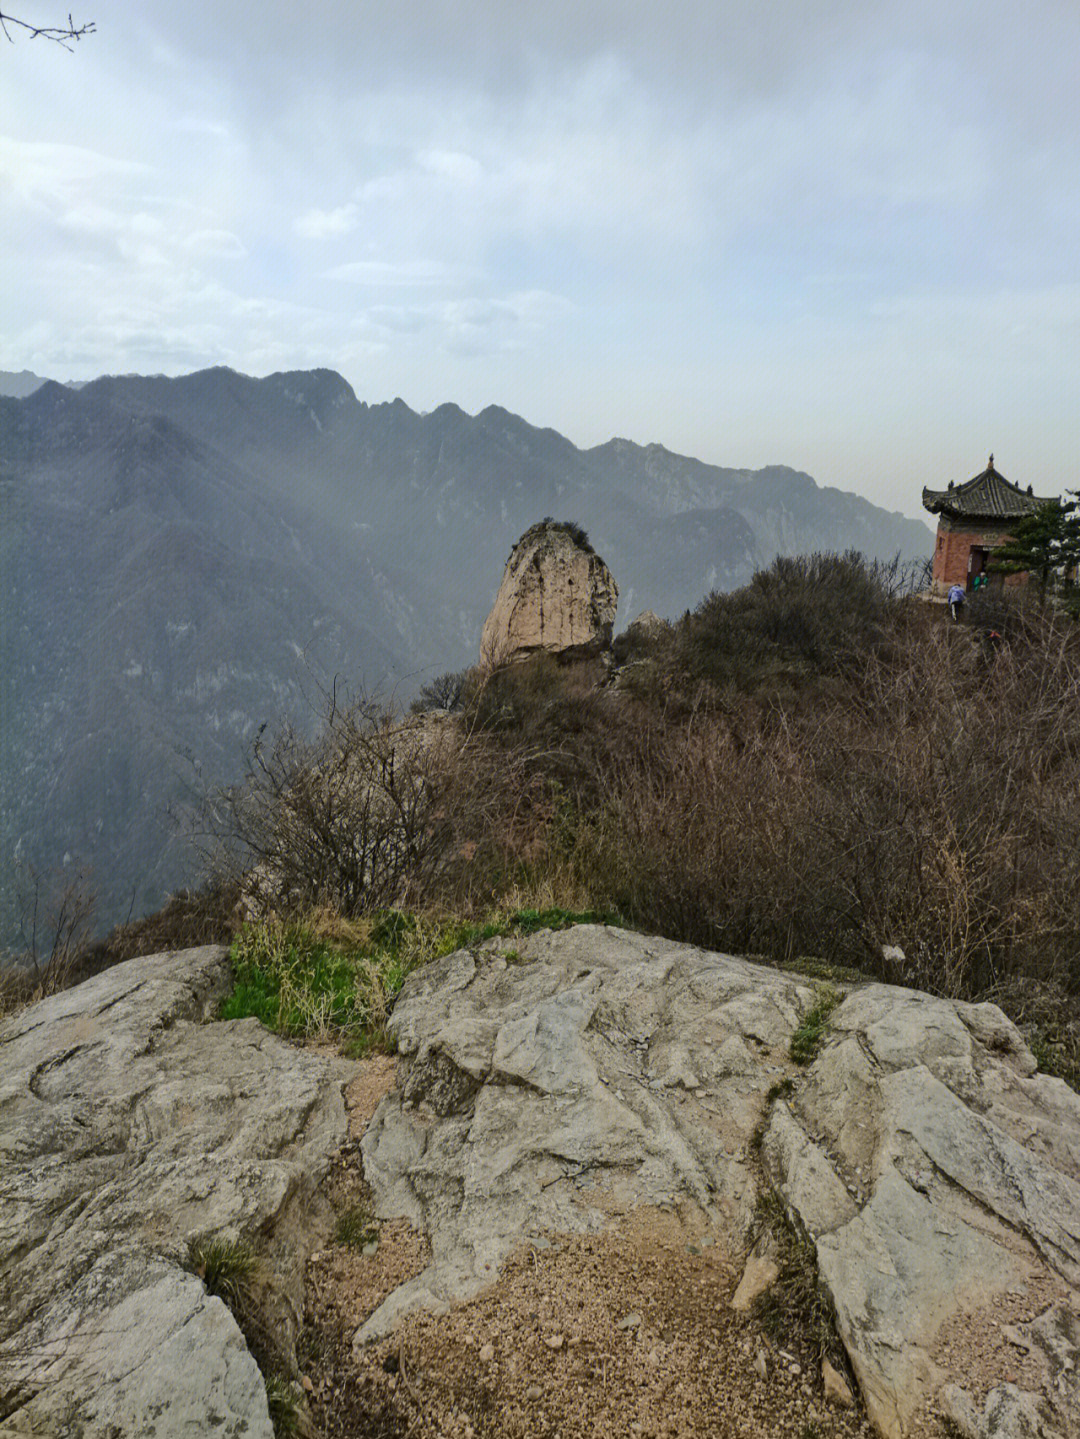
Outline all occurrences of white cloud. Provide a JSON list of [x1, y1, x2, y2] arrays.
[[184, 229, 248, 259], [417, 149, 484, 183], [294, 204, 359, 239], [325, 259, 468, 287]]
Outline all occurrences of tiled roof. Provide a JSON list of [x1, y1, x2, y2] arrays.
[[923, 458, 1057, 520]]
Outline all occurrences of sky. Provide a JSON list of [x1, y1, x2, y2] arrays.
[[2, 2, 1079, 519]]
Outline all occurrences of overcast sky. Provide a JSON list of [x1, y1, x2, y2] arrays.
[[3, 2, 1078, 516]]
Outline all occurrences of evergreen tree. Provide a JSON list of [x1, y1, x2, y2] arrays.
[[989, 497, 1079, 596]]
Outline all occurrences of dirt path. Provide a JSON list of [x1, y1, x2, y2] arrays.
[[298, 1058, 882, 1439]]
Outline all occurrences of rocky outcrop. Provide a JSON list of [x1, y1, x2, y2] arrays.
[[356, 926, 1080, 1438], [0, 947, 351, 1437], [479, 520, 618, 665]]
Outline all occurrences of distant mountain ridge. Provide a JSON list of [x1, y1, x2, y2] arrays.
[[1, 366, 931, 945]]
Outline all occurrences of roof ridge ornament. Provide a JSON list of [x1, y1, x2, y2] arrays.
[[988, 453, 994, 469]]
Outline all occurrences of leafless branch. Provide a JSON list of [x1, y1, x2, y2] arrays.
[[0, 10, 95, 48]]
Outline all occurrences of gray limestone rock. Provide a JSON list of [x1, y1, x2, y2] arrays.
[[0, 946, 351, 1437], [479, 521, 618, 665], [355, 927, 1080, 1439]]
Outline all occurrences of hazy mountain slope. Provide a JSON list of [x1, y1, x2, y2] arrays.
[[2, 366, 931, 944], [83, 369, 931, 627], [0, 382, 450, 947], [0, 370, 49, 399], [586, 439, 932, 562]]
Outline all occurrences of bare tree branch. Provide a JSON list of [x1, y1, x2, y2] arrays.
[[0, 11, 95, 48]]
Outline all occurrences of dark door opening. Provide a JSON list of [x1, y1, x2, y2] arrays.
[[968, 546, 1002, 591]]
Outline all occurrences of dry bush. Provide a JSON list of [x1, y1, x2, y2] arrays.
[[411, 668, 472, 714], [573, 602, 1080, 1004], [0, 865, 98, 1013], [194, 678, 569, 923], [197, 688, 451, 918], [79, 880, 242, 975], [676, 551, 910, 694]]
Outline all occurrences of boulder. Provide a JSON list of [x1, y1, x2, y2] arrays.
[[480, 520, 618, 666], [0, 947, 352, 1437], [355, 926, 1080, 1439]]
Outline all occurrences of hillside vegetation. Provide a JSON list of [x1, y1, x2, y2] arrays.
[[9, 553, 1079, 1084]]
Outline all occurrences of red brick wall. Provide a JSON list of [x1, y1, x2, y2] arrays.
[[931, 523, 1026, 592]]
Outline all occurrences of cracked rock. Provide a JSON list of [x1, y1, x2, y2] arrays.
[[0, 946, 351, 1437], [353, 927, 1080, 1439]]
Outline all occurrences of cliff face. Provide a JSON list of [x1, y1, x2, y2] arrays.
[[479, 522, 619, 665]]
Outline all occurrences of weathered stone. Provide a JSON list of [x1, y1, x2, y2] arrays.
[[0, 946, 351, 1437], [480, 520, 618, 665], [767, 982, 1080, 1439], [730, 1256, 780, 1311], [353, 927, 1080, 1439], [822, 1358, 855, 1409]]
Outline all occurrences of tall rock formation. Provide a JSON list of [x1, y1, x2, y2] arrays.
[[479, 520, 619, 666]]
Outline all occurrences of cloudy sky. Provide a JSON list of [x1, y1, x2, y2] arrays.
[[3, 2, 1078, 516]]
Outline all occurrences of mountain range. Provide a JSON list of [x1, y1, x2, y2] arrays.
[[0, 366, 931, 947]]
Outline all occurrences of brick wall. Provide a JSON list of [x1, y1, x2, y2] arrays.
[[931, 522, 1026, 592]]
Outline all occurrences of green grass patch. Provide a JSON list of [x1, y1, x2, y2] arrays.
[[221, 906, 622, 1050], [507, 905, 625, 934], [263, 1372, 300, 1436], [789, 984, 843, 1065], [221, 912, 474, 1047], [1029, 1031, 1080, 1092], [187, 1235, 258, 1308], [334, 1203, 379, 1251]]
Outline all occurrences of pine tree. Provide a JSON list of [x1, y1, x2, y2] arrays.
[[989, 498, 1079, 597]]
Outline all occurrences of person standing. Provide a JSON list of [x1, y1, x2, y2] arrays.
[[947, 582, 966, 621]]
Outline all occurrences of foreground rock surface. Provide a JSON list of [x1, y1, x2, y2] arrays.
[[0, 947, 351, 1437], [480, 519, 618, 664], [358, 926, 1080, 1438]]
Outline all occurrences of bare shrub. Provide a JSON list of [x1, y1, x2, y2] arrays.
[[576, 603, 1080, 1003], [0, 864, 98, 1013], [197, 687, 451, 918], [411, 669, 471, 714], [194, 679, 564, 922]]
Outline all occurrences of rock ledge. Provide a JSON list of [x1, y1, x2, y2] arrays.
[[0, 946, 351, 1437]]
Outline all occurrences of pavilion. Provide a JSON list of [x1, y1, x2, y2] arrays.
[[922, 456, 1057, 595]]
